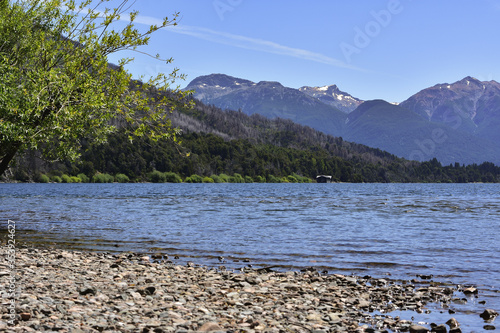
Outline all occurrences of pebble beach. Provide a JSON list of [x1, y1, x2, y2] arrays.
[[0, 246, 498, 333]]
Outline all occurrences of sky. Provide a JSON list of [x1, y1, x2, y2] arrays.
[[105, 0, 500, 103]]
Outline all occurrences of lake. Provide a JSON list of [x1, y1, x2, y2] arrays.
[[1, 183, 499, 331]]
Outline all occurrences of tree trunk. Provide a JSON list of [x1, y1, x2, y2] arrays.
[[0, 142, 22, 177]]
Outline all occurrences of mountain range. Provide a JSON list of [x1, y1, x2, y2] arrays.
[[185, 74, 500, 165], [400, 76, 500, 145], [10, 71, 500, 184], [185, 75, 346, 136]]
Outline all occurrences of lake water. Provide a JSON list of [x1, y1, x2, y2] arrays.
[[1, 183, 499, 331]]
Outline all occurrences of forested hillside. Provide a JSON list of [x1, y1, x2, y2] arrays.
[[6, 90, 500, 184], [343, 100, 500, 165], [187, 74, 500, 166]]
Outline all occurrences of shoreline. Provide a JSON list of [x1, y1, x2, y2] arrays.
[[2, 246, 496, 332]]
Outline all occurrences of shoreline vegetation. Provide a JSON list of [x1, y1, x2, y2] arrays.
[[3, 169, 500, 184], [5, 130, 500, 184], [1, 246, 498, 332], [6, 161, 500, 185], [2, 171, 315, 185]]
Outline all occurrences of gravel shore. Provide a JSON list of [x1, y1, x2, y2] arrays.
[[0, 247, 497, 332]]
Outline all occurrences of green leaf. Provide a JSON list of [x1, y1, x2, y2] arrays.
[[0, 0, 191, 175]]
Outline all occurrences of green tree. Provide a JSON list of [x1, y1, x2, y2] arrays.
[[149, 170, 166, 183], [164, 172, 182, 183], [77, 173, 90, 183], [0, 0, 190, 176], [39, 174, 51, 183], [115, 173, 130, 183], [61, 174, 73, 183], [202, 176, 214, 183], [185, 174, 203, 183]]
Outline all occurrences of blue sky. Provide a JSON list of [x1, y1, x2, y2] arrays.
[[106, 0, 500, 103]]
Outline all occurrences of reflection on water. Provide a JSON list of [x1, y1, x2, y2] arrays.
[[1, 183, 499, 331]]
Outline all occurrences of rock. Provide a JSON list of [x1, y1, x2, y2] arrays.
[[410, 324, 429, 333], [451, 298, 467, 305], [446, 318, 459, 329], [430, 324, 447, 333], [357, 300, 370, 308], [137, 286, 156, 296], [443, 287, 454, 295], [327, 313, 342, 323], [129, 291, 142, 300], [79, 286, 96, 296], [306, 313, 323, 322], [0, 247, 476, 333], [198, 307, 211, 315], [462, 287, 478, 295], [480, 309, 499, 320], [484, 325, 496, 330], [20, 312, 31, 321], [198, 322, 222, 331]]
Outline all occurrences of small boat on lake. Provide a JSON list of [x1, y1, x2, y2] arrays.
[[316, 175, 332, 183]]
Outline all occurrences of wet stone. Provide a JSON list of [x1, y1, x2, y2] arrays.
[[410, 324, 429, 333], [480, 309, 499, 320], [462, 287, 478, 295], [430, 324, 447, 333], [449, 329, 462, 333]]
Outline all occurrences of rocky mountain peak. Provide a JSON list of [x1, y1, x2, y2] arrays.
[[185, 74, 363, 114], [187, 73, 254, 88], [256, 81, 284, 88], [184, 74, 255, 102], [299, 84, 363, 113], [460, 76, 480, 83], [400, 76, 500, 130], [454, 76, 484, 89]]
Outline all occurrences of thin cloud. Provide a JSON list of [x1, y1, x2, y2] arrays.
[[132, 15, 364, 72], [174, 25, 363, 71]]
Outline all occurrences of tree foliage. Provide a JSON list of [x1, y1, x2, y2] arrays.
[[11, 129, 497, 183], [0, 0, 190, 175]]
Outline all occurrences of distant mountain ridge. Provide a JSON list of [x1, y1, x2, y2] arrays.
[[400, 76, 500, 144], [185, 74, 347, 136], [343, 99, 500, 165], [185, 74, 255, 102], [185, 74, 500, 165], [186, 74, 363, 113]]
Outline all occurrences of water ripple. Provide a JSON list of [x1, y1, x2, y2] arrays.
[[1, 183, 499, 321]]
